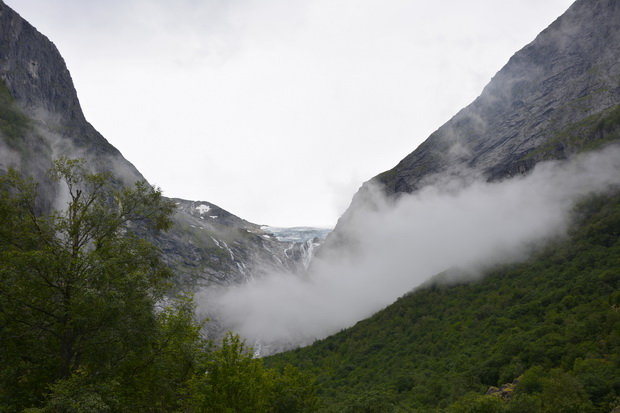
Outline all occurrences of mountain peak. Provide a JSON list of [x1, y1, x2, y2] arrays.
[[373, 0, 620, 196], [0, 1, 141, 183], [0, 2, 83, 125]]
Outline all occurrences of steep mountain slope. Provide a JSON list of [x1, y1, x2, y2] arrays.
[[0, 0, 143, 211], [326, 0, 620, 251], [264, 0, 620, 411], [0, 0, 320, 289], [150, 199, 323, 288], [384, 0, 619, 188]]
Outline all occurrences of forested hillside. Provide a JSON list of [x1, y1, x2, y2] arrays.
[[267, 187, 620, 412]]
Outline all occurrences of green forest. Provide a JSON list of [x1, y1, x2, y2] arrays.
[[267, 190, 620, 412]]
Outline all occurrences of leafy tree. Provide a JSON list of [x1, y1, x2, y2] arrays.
[[270, 364, 320, 413], [0, 158, 181, 411], [339, 389, 398, 413], [508, 368, 596, 413], [189, 332, 319, 413], [190, 332, 276, 412], [572, 358, 620, 407], [115, 295, 212, 412], [445, 393, 506, 413]]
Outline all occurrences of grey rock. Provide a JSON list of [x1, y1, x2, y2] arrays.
[[0, 0, 320, 291], [0, 0, 142, 181], [148, 198, 324, 289], [392, 0, 619, 191], [326, 0, 620, 250]]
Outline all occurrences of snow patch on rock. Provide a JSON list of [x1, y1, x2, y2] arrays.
[[196, 204, 211, 215]]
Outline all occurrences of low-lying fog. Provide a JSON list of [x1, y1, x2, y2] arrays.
[[198, 146, 620, 351]]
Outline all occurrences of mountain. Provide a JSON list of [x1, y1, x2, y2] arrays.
[[325, 0, 620, 251], [149, 199, 326, 288], [381, 0, 620, 188], [0, 1, 143, 211], [265, 0, 620, 411], [267, 190, 620, 411], [0, 0, 325, 291]]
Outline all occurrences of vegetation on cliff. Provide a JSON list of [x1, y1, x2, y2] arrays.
[[0, 79, 31, 154]]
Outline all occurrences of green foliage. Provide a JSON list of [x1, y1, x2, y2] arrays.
[[527, 104, 620, 160], [517, 366, 544, 395], [117, 295, 211, 412], [270, 365, 321, 413], [0, 79, 31, 150], [190, 332, 274, 412], [504, 368, 597, 413], [445, 393, 506, 413], [189, 333, 319, 413], [0, 160, 187, 411], [0, 159, 319, 412], [572, 358, 620, 406], [267, 190, 620, 412], [24, 374, 118, 413], [338, 389, 398, 413]]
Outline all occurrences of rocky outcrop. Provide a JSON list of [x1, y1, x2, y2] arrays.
[[326, 0, 620, 250], [0, 1, 126, 161], [486, 379, 518, 401], [378, 0, 620, 194], [150, 199, 321, 289], [0, 0, 145, 213]]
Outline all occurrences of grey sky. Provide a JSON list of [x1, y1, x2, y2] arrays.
[[6, 0, 574, 226]]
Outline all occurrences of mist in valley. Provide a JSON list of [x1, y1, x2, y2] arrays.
[[198, 146, 620, 352]]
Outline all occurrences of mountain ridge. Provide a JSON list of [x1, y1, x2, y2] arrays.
[[0, 0, 322, 292], [381, 0, 620, 189], [324, 0, 620, 254], [0, 0, 141, 177]]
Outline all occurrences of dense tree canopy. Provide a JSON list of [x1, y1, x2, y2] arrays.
[[0, 158, 184, 409], [0, 159, 318, 412]]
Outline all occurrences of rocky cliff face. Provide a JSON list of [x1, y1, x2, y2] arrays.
[[383, 0, 620, 192], [151, 199, 322, 289], [327, 0, 620, 249], [0, 1, 142, 184], [0, 0, 320, 290]]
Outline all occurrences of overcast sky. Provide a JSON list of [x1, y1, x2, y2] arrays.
[[7, 0, 574, 227]]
